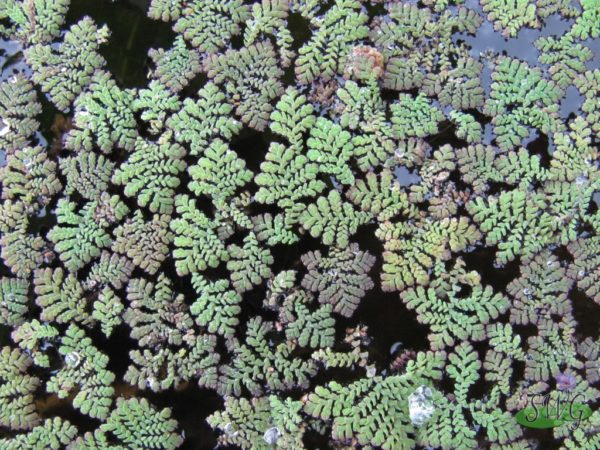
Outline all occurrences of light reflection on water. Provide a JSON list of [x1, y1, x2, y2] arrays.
[[0, 39, 30, 84], [395, 165, 422, 187]]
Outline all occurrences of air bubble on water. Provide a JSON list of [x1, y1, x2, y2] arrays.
[[65, 351, 81, 368], [263, 427, 281, 445], [146, 377, 158, 390], [408, 385, 435, 426], [390, 341, 403, 355], [224, 422, 238, 437], [0, 118, 11, 137]]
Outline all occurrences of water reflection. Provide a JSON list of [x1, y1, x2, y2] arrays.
[[560, 85, 584, 120], [0, 39, 29, 82], [395, 166, 422, 186], [455, 11, 578, 65]]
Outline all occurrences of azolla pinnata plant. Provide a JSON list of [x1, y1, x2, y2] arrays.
[[0, 0, 599, 449]]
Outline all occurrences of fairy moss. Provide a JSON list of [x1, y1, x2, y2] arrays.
[[0, 0, 599, 449]]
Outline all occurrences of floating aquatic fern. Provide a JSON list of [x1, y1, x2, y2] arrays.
[[0, 75, 41, 154], [295, 0, 368, 84], [24, 17, 109, 112], [149, 35, 202, 93], [170, 194, 229, 276], [301, 244, 375, 317], [47, 194, 129, 272], [112, 135, 186, 214], [0, 346, 40, 430], [47, 324, 115, 419], [0, 0, 598, 448], [205, 40, 284, 131], [65, 70, 138, 153]]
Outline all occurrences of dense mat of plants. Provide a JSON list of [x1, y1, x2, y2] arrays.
[[0, 0, 599, 448]]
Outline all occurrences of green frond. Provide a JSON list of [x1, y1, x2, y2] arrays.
[[255, 142, 326, 210], [47, 324, 115, 419], [484, 57, 563, 150], [226, 232, 273, 293], [424, 57, 485, 109], [0, 0, 69, 44], [92, 287, 123, 338], [167, 82, 242, 155], [218, 317, 317, 396], [74, 397, 184, 450], [11, 319, 58, 368], [206, 40, 284, 131], [301, 243, 375, 317], [48, 194, 129, 272], [207, 395, 305, 449], [147, 0, 183, 21], [567, 237, 600, 305], [507, 250, 572, 325], [0, 226, 45, 277], [34, 267, 93, 326], [59, 151, 114, 200], [85, 251, 134, 290], [170, 194, 229, 275], [0, 144, 62, 209], [379, 217, 481, 291], [173, 0, 249, 52], [300, 190, 371, 248], [24, 17, 109, 112], [188, 138, 253, 208], [467, 189, 555, 264], [450, 111, 483, 144], [0, 418, 77, 450], [112, 210, 173, 275], [347, 169, 419, 221], [480, 0, 538, 38], [574, 70, 600, 138], [295, 0, 368, 84], [148, 36, 202, 93], [306, 117, 355, 185], [190, 276, 240, 339], [65, 70, 138, 153], [133, 80, 182, 134], [124, 275, 194, 348], [0, 346, 40, 430], [113, 135, 186, 214], [391, 93, 445, 140], [286, 303, 335, 348], [0, 277, 29, 327], [270, 86, 316, 150], [245, 0, 293, 67], [402, 283, 509, 350], [0, 75, 41, 154]]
